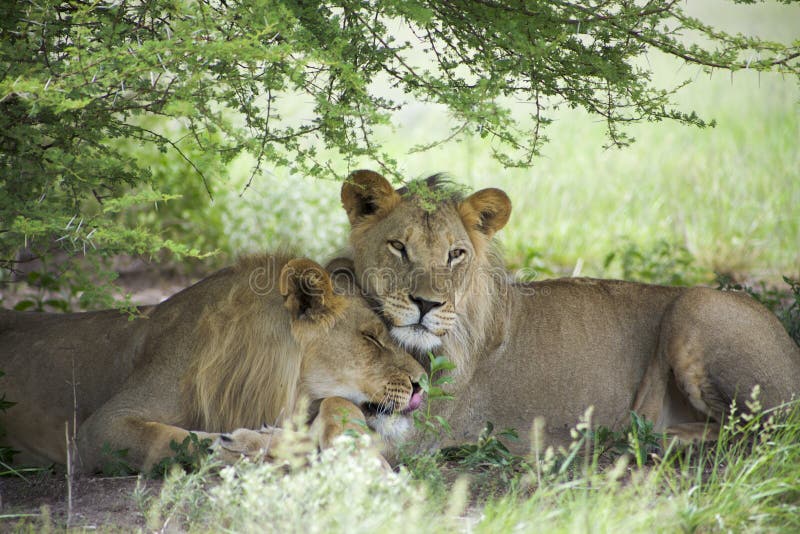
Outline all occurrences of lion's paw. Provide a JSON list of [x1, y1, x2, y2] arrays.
[[210, 426, 285, 464]]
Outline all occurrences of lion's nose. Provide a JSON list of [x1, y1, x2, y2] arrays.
[[409, 294, 443, 317]]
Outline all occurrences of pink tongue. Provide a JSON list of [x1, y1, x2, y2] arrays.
[[406, 391, 423, 412]]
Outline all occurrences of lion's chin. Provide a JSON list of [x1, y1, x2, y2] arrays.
[[366, 413, 413, 444], [390, 325, 443, 354]]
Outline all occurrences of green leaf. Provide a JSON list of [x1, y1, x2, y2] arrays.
[[13, 301, 35, 312]]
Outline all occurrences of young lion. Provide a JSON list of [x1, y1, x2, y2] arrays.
[[0, 254, 425, 473], [338, 170, 800, 452]]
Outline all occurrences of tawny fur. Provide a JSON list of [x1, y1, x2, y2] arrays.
[[187, 255, 308, 432], [0, 254, 424, 473], [340, 170, 800, 454]]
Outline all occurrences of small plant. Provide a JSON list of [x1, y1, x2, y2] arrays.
[[604, 239, 707, 286], [100, 443, 135, 477], [149, 433, 213, 478], [782, 277, 800, 345], [399, 451, 449, 502], [0, 377, 46, 478], [412, 353, 456, 440], [401, 353, 455, 497], [6, 260, 142, 314], [438, 422, 530, 500], [440, 423, 526, 496], [440, 422, 519, 471], [624, 412, 664, 468], [341, 412, 371, 439], [11, 271, 71, 313], [590, 412, 664, 468], [146, 436, 431, 532]]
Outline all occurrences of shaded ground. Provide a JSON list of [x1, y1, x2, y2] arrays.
[[0, 471, 162, 530], [0, 255, 200, 309]]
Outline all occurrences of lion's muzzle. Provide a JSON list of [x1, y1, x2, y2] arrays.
[[362, 380, 422, 416]]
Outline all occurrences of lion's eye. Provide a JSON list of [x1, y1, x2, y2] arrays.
[[448, 248, 466, 266], [387, 240, 407, 259], [362, 333, 384, 349]]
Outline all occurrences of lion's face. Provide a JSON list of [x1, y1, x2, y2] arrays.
[[302, 302, 426, 435], [350, 199, 473, 353], [280, 259, 426, 438], [341, 171, 511, 355]]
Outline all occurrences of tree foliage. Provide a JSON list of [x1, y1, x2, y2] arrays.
[[1, 0, 798, 287]]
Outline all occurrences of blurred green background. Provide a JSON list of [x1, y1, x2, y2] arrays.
[[142, 1, 799, 282]]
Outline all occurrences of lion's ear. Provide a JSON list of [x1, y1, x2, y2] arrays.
[[280, 259, 344, 325], [458, 188, 512, 239], [341, 170, 401, 226]]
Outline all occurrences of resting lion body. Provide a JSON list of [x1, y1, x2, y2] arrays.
[[0, 254, 424, 472], [340, 171, 800, 452]]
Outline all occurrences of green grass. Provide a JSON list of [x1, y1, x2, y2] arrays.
[[475, 401, 800, 533], [126, 398, 800, 533], [4, 3, 800, 531], [201, 55, 800, 279]]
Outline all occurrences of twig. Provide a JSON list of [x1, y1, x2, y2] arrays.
[[65, 423, 73, 527], [66, 358, 79, 527], [136, 126, 214, 201]]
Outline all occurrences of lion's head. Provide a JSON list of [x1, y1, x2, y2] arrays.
[[341, 170, 511, 360], [190, 255, 425, 441]]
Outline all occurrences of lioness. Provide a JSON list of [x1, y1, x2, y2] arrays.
[[0, 254, 425, 473], [339, 170, 800, 452]]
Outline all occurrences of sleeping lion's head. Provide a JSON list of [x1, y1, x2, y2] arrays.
[[340, 170, 511, 355], [281, 259, 427, 433], [192, 256, 426, 439]]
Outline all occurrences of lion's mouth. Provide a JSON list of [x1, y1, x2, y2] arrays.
[[362, 384, 423, 417], [390, 324, 443, 353]]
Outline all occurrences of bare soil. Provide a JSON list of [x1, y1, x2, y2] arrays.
[[0, 255, 201, 310], [0, 470, 162, 531]]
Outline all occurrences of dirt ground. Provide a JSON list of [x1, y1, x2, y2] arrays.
[[0, 255, 200, 310], [0, 471, 162, 530]]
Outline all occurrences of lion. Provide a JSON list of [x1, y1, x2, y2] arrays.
[[338, 170, 800, 453], [0, 254, 425, 473]]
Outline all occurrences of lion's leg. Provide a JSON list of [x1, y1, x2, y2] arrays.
[[661, 288, 800, 428], [73, 376, 221, 474], [632, 297, 726, 442], [211, 398, 390, 469], [76, 411, 218, 474], [211, 397, 369, 462], [631, 346, 671, 427], [631, 331, 707, 432], [312, 397, 391, 469], [311, 397, 371, 448], [80, 412, 293, 473]]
